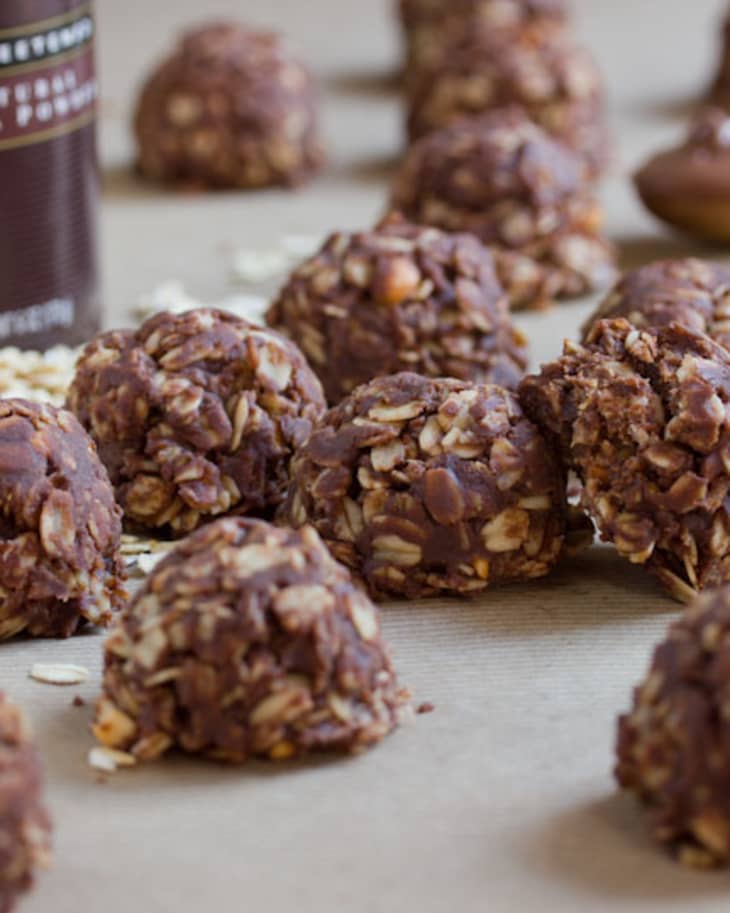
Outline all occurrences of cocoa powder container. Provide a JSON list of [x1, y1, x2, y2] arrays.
[[0, 1, 100, 349]]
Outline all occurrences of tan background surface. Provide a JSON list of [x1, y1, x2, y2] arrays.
[[8, 1, 730, 911]]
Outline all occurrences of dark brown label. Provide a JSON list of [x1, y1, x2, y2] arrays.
[[0, 2, 100, 350]]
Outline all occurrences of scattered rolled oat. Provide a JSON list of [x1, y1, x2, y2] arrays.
[[582, 258, 730, 348], [93, 518, 407, 763], [405, 17, 609, 177], [0, 692, 52, 912], [267, 214, 528, 403], [67, 309, 326, 536], [520, 318, 730, 602], [616, 585, 730, 868], [134, 22, 325, 189], [0, 400, 125, 640], [280, 234, 323, 259], [134, 281, 268, 325], [232, 248, 292, 284], [391, 110, 616, 310], [0, 345, 78, 406], [29, 664, 90, 686], [282, 372, 566, 600]]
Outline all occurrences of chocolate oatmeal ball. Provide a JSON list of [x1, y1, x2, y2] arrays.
[[391, 111, 616, 310], [282, 372, 566, 600], [0, 694, 52, 912], [267, 215, 528, 402], [520, 318, 730, 603], [617, 585, 730, 868], [583, 259, 730, 348], [406, 20, 609, 176], [398, 0, 569, 78], [134, 22, 325, 189], [0, 400, 124, 640], [93, 518, 406, 762], [67, 309, 326, 536]]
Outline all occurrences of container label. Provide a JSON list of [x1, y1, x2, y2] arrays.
[[0, 6, 96, 151]]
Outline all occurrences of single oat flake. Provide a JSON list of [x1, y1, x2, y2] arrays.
[[30, 663, 90, 686]]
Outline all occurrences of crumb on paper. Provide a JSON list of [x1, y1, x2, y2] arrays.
[[416, 702, 435, 715], [87, 746, 137, 773], [72, 695, 86, 708], [30, 663, 90, 686]]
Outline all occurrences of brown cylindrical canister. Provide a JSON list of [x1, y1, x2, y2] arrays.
[[0, 1, 100, 349]]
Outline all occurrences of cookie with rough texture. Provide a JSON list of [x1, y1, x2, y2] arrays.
[[520, 318, 730, 602], [583, 258, 730, 347], [267, 215, 528, 401], [0, 399, 124, 640], [93, 518, 406, 763], [283, 372, 566, 599], [391, 111, 615, 310], [134, 22, 325, 189], [406, 19, 609, 177], [398, 0, 569, 78], [67, 309, 326, 536], [617, 585, 730, 868], [0, 693, 52, 912]]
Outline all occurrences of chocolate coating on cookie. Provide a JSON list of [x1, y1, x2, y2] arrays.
[[134, 22, 325, 189], [267, 215, 528, 402], [94, 519, 405, 762], [406, 20, 609, 177], [520, 318, 730, 602], [398, 0, 568, 78], [617, 585, 730, 868], [391, 111, 615, 310], [283, 372, 566, 600], [67, 309, 326, 536], [583, 259, 730, 347], [0, 693, 52, 912], [635, 109, 730, 243], [0, 400, 124, 640]]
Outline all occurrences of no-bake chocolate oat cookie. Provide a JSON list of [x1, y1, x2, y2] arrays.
[[0, 400, 124, 640], [282, 372, 566, 600], [134, 22, 325, 189], [398, 0, 568, 79], [0, 693, 52, 913], [616, 585, 730, 868], [583, 259, 730, 348], [67, 309, 326, 536], [635, 109, 730, 243], [391, 111, 616, 310], [520, 318, 730, 602], [267, 214, 528, 402], [93, 518, 406, 762], [406, 20, 609, 177]]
